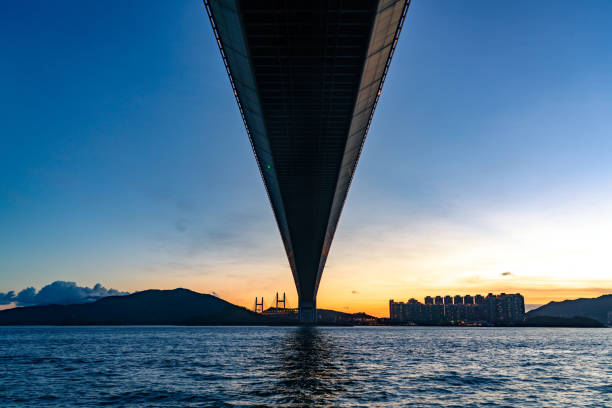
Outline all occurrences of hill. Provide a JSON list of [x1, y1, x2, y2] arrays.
[[317, 309, 378, 324], [527, 294, 612, 325], [0, 288, 266, 325], [261, 307, 380, 325]]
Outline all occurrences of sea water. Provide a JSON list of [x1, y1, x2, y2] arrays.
[[0, 326, 610, 407]]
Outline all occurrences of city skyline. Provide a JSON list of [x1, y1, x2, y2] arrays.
[[390, 292, 525, 324], [2, 0, 612, 317]]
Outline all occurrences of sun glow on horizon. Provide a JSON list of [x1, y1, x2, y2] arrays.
[[93, 194, 612, 318]]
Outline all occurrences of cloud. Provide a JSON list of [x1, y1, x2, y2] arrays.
[[174, 219, 188, 233], [0, 291, 15, 305], [501, 271, 512, 277], [0, 281, 129, 307], [16, 287, 36, 305]]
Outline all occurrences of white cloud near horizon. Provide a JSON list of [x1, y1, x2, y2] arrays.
[[0, 281, 129, 307]]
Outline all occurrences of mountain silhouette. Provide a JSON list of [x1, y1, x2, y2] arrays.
[[527, 294, 612, 324], [0, 288, 266, 325]]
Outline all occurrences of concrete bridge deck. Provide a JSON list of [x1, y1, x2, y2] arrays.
[[205, 0, 410, 322]]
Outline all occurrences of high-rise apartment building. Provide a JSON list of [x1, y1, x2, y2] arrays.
[[390, 293, 525, 324]]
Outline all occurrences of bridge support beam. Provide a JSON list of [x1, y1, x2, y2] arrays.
[[298, 298, 317, 324]]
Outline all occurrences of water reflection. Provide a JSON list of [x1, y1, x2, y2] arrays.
[[271, 327, 347, 406], [2, 327, 609, 406]]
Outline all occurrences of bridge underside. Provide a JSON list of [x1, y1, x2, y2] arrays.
[[205, 0, 409, 322]]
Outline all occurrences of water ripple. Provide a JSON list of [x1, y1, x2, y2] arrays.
[[0, 326, 610, 407]]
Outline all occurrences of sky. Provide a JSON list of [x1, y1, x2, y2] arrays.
[[1, 0, 611, 316]]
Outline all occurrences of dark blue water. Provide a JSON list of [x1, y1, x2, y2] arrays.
[[0, 326, 610, 407]]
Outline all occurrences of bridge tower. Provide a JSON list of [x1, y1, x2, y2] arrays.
[[254, 297, 264, 313], [275, 292, 286, 311]]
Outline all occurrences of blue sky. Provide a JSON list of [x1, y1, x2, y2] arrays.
[[2, 1, 611, 314]]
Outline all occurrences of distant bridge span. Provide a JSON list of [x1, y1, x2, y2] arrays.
[[204, 0, 410, 322]]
